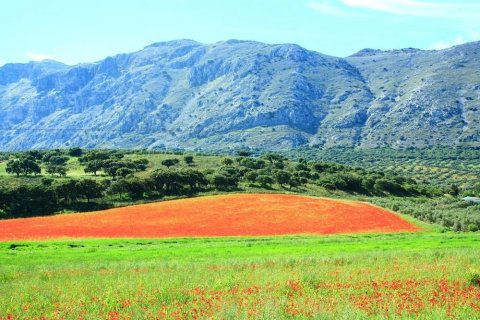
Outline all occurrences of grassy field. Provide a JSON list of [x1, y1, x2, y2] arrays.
[[1, 232, 480, 319], [1, 149, 480, 318], [0, 153, 222, 178]]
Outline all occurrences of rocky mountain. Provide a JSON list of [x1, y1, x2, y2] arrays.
[[1, 39, 479, 151]]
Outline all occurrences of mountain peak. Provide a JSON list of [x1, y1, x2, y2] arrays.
[[350, 47, 422, 57], [144, 39, 200, 49], [349, 48, 383, 57]]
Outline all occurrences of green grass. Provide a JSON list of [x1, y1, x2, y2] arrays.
[[1, 232, 480, 319], [0, 152, 225, 185]]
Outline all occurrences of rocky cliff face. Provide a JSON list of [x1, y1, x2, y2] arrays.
[[1, 39, 479, 151], [346, 43, 480, 147]]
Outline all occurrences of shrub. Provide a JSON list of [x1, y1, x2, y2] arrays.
[[468, 273, 480, 287], [184, 155, 194, 165], [467, 224, 479, 232], [212, 174, 238, 190], [244, 171, 258, 183], [257, 175, 274, 188]]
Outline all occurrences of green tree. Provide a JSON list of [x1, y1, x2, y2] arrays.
[[240, 158, 265, 169], [211, 174, 238, 190], [374, 179, 406, 196], [312, 162, 328, 173], [151, 169, 168, 191], [25, 159, 41, 176], [288, 177, 300, 190], [237, 150, 251, 157], [46, 155, 69, 165], [274, 170, 291, 187], [0, 187, 9, 213], [467, 224, 479, 232], [161, 158, 180, 168], [444, 184, 460, 196], [179, 169, 208, 190], [102, 160, 135, 177], [41, 178, 54, 186], [10, 158, 42, 176], [262, 153, 286, 166], [244, 171, 258, 184], [123, 178, 149, 199], [474, 183, 480, 196], [318, 174, 347, 190], [295, 161, 309, 172], [221, 158, 234, 166], [54, 180, 78, 204], [151, 169, 182, 192], [107, 179, 128, 199], [79, 150, 116, 163], [361, 177, 376, 194], [46, 163, 68, 177], [76, 179, 104, 202], [116, 167, 134, 178], [42, 150, 65, 163], [84, 160, 104, 176], [26, 150, 44, 160], [257, 175, 274, 188], [133, 159, 149, 171], [68, 147, 83, 157], [6, 185, 58, 216], [6, 159, 22, 177], [184, 155, 194, 165]]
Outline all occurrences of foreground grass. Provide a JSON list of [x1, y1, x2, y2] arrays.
[[1, 233, 480, 319]]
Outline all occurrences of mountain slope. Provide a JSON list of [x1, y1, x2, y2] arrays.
[[346, 43, 480, 147], [1, 40, 479, 151]]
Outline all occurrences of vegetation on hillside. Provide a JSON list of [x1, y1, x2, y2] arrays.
[[0, 147, 479, 231], [288, 146, 480, 190]]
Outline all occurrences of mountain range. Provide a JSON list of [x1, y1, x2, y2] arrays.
[[1, 39, 479, 151]]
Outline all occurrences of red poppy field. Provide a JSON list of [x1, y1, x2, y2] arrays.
[[0, 193, 420, 241]]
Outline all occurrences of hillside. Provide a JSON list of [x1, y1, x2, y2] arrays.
[[1, 40, 480, 150], [0, 194, 420, 240], [1, 148, 479, 232], [346, 44, 480, 147]]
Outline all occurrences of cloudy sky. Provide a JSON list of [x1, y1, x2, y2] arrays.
[[1, 0, 480, 65]]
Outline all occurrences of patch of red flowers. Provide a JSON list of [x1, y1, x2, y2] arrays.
[[0, 194, 420, 240]]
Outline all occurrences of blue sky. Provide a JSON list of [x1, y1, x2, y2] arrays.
[[1, 0, 480, 66]]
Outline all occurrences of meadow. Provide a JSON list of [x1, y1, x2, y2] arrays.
[[1, 148, 480, 319], [1, 232, 480, 319]]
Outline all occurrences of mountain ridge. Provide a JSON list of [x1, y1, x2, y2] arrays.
[[1, 39, 479, 151]]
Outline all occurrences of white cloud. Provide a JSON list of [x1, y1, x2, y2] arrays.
[[340, 0, 480, 18], [308, 1, 356, 16], [429, 41, 450, 50], [25, 52, 56, 62], [429, 36, 468, 50], [428, 34, 479, 50], [471, 30, 480, 41]]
